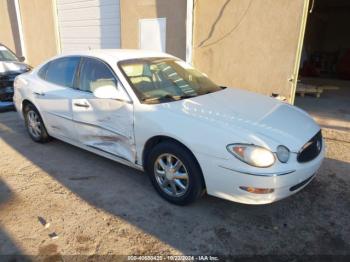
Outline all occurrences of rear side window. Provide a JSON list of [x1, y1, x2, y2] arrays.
[[45, 57, 80, 87], [77, 58, 118, 93], [38, 62, 50, 79]]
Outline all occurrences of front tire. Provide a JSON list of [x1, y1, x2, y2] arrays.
[[146, 142, 205, 205], [24, 104, 51, 143]]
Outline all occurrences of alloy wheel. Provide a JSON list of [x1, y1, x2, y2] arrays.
[[154, 153, 189, 197], [27, 110, 42, 139]]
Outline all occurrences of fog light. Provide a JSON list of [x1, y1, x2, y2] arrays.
[[276, 145, 290, 163], [239, 186, 274, 194]]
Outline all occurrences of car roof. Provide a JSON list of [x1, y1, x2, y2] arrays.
[[57, 49, 174, 62]]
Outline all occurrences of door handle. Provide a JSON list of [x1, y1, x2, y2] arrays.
[[74, 102, 90, 108], [33, 91, 45, 96]]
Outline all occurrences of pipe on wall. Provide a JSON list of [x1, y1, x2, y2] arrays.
[[290, 0, 311, 104], [13, 0, 26, 59], [186, 0, 194, 64]]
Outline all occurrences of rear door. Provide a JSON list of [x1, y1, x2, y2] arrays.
[[72, 57, 135, 162], [34, 56, 81, 140]]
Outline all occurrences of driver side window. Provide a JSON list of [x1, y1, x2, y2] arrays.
[[77, 58, 118, 93]]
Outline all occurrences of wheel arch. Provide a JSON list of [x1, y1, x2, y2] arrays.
[[22, 99, 46, 129], [22, 99, 36, 116], [142, 135, 206, 189]]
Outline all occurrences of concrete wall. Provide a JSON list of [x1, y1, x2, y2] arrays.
[[0, 0, 22, 55], [193, 0, 307, 100], [19, 0, 58, 66], [120, 0, 187, 60]]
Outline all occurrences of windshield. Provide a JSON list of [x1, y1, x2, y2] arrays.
[[119, 58, 224, 104], [0, 46, 19, 62]]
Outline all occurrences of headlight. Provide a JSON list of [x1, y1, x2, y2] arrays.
[[276, 145, 290, 163], [227, 144, 275, 168]]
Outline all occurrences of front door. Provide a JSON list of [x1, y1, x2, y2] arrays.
[[72, 57, 135, 162]]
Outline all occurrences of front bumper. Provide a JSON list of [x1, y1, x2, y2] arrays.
[[196, 145, 325, 205], [0, 86, 14, 102], [0, 83, 15, 111]]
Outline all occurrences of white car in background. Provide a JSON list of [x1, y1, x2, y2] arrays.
[[13, 50, 325, 205]]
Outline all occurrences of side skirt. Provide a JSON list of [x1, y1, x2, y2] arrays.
[[51, 134, 144, 172]]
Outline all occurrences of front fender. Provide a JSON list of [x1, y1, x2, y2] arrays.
[[133, 105, 247, 165]]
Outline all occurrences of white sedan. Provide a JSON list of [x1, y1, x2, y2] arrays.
[[13, 50, 324, 205]]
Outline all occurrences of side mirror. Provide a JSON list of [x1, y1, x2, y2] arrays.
[[19, 56, 25, 62], [92, 84, 130, 102]]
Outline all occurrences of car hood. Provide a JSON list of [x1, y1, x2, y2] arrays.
[[0, 61, 30, 75], [159, 88, 320, 152]]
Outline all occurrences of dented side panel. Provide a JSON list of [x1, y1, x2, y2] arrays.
[[72, 97, 136, 163]]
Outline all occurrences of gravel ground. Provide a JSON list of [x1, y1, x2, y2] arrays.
[[0, 111, 349, 259]]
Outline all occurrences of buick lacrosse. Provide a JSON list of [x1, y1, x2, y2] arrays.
[[13, 50, 324, 205]]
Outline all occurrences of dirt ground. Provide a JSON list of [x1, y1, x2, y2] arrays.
[[0, 111, 350, 259]]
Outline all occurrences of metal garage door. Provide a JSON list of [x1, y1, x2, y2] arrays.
[[56, 0, 120, 52]]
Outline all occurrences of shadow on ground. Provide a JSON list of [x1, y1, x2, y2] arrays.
[[0, 111, 350, 255], [0, 178, 27, 260]]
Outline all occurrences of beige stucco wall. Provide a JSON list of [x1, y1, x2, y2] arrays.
[[0, 0, 21, 55], [120, 0, 187, 60], [193, 0, 307, 100], [19, 0, 58, 66]]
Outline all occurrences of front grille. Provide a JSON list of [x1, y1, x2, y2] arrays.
[[0, 73, 20, 102], [0, 90, 14, 101], [0, 73, 20, 88], [297, 130, 322, 163]]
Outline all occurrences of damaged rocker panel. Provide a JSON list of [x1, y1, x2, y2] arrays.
[[86, 144, 132, 163]]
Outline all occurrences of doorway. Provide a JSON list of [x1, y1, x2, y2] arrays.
[[295, 0, 350, 132]]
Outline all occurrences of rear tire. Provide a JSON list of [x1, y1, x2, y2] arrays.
[[24, 104, 51, 143], [146, 142, 205, 205]]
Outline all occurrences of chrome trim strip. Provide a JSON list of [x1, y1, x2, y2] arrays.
[[218, 165, 295, 177]]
